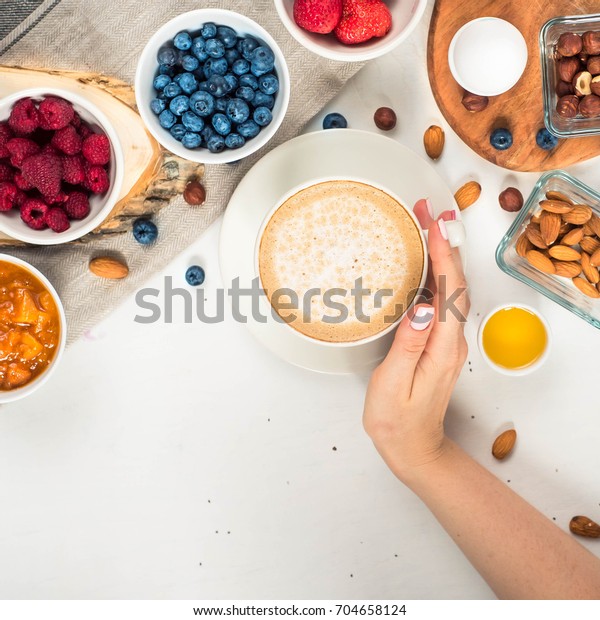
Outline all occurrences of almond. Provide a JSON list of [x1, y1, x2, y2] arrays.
[[492, 429, 517, 460], [558, 222, 572, 236], [516, 233, 533, 258], [454, 181, 481, 211], [562, 204, 593, 224], [548, 245, 582, 261], [424, 125, 445, 160], [581, 252, 600, 284], [89, 257, 129, 280], [570, 515, 600, 538], [588, 213, 600, 237], [546, 191, 574, 204], [580, 235, 600, 255], [531, 211, 543, 224], [553, 260, 582, 278], [590, 247, 600, 266], [540, 211, 562, 245], [525, 224, 548, 249], [526, 250, 556, 274], [573, 275, 600, 298], [539, 199, 574, 214], [561, 226, 584, 245], [582, 221, 595, 235]]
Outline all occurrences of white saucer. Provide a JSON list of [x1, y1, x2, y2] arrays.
[[219, 129, 461, 374]]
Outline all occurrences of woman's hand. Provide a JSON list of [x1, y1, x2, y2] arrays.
[[363, 201, 470, 482]]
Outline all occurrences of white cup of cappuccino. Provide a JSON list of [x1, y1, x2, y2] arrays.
[[255, 178, 465, 348]]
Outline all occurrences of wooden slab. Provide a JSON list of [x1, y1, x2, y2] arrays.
[[428, 0, 600, 172], [0, 66, 204, 244]]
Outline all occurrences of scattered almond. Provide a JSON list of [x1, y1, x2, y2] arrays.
[[526, 250, 555, 274], [580, 236, 600, 255], [546, 190, 574, 204], [562, 204, 593, 224], [548, 245, 581, 261], [581, 252, 600, 284], [589, 213, 600, 237], [570, 515, 600, 538], [89, 257, 129, 280], [454, 181, 481, 211], [525, 224, 548, 249], [424, 125, 445, 160], [561, 226, 584, 245], [539, 199, 573, 214], [573, 276, 600, 298], [553, 261, 582, 278], [583, 221, 595, 235], [540, 211, 562, 245], [590, 247, 600, 266], [492, 429, 517, 460]]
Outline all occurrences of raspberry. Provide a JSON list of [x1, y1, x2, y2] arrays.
[[0, 182, 17, 211], [13, 172, 33, 191], [51, 125, 82, 155], [6, 137, 40, 168], [82, 133, 111, 165], [64, 191, 90, 220], [14, 190, 26, 208], [38, 97, 74, 130], [62, 154, 86, 185], [71, 113, 82, 129], [45, 207, 70, 233], [21, 152, 64, 198], [8, 98, 40, 135], [46, 190, 68, 205], [20, 198, 48, 230], [0, 122, 13, 159], [0, 163, 13, 182], [84, 164, 110, 194]]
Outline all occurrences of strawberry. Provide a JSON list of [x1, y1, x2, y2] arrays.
[[293, 0, 343, 34], [334, 0, 392, 45]]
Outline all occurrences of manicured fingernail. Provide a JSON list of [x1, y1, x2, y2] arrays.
[[410, 306, 435, 331], [438, 218, 448, 240], [425, 198, 434, 219]]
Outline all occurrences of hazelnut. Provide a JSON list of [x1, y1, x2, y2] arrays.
[[587, 55, 600, 75], [499, 187, 524, 213], [557, 57, 580, 82], [556, 95, 580, 118], [573, 70, 593, 96], [373, 107, 397, 130], [556, 80, 575, 97], [591, 75, 600, 96], [583, 31, 600, 55], [558, 32, 583, 56], [183, 180, 206, 205], [461, 90, 489, 112], [580, 53, 590, 64], [579, 94, 600, 117]]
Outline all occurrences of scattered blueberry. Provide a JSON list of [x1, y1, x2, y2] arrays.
[[133, 218, 158, 245], [226, 98, 250, 124], [205, 38, 225, 58], [239, 74, 258, 90], [238, 37, 259, 61], [207, 75, 229, 98], [253, 92, 274, 109], [186, 265, 205, 286], [182, 132, 202, 149], [225, 133, 245, 149], [150, 98, 166, 115], [179, 72, 198, 94], [201, 23, 217, 39], [191, 37, 208, 61], [203, 57, 228, 78], [224, 49, 240, 65], [158, 64, 175, 77], [182, 55, 200, 72], [252, 46, 275, 74], [212, 113, 232, 136], [207, 133, 226, 153], [190, 91, 215, 117], [157, 46, 178, 66], [253, 106, 272, 127], [236, 86, 255, 104], [232, 59, 250, 76], [159, 109, 177, 129], [490, 128, 513, 151], [224, 73, 238, 92], [218, 26, 238, 49], [323, 113, 348, 129], [174, 31, 192, 51], [182, 111, 204, 132], [170, 124, 186, 141], [153, 74, 171, 90], [259, 74, 279, 95], [215, 97, 230, 112], [169, 95, 190, 116], [163, 82, 182, 98], [536, 128, 558, 150], [238, 120, 260, 139]]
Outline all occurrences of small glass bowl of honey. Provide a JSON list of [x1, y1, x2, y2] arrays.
[[478, 304, 552, 375]]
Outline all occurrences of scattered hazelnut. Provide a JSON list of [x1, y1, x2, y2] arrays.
[[461, 90, 489, 112], [587, 55, 600, 75], [556, 80, 574, 97], [499, 187, 524, 212], [556, 94, 580, 118], [579, 93, 600, 117], [557, 32, 583, 57], [583, 31, 600, 55], [591, 75, 600, 96], [557, 57, 580, 83], [373, 107, 397, 131], [573, 70, 593, 96], [183, 180, 206, 205]]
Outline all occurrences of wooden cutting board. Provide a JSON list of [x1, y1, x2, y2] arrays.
[[428, 0, 600, 172], [0, 66, 203, 245]]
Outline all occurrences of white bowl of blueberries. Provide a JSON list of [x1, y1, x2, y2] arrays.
[[135, 9, 290, 164]]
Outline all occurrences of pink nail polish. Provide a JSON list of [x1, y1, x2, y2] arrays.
[[410, 307, 434, 331], [438, 218, 448, 240], [425, 198, 434, 219]]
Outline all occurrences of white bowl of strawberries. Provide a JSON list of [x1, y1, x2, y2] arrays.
[[0, 88, 123, 245], [274, 0, 427, 62]]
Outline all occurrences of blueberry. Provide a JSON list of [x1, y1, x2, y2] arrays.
[[198, 81, 210, 92], [201, 126, 216, 144], [173, 73, 184, 85], [238, 37, 260, 61], [158, 64, 175, 77], [205, 38, 225, 58], [215, 97, 230, 112], [207, 134, 226, 153], [251, 46, 275, 75], [170, 124, 186, 141], [239, 76, 257, 91], [490, 128, 513, 151], [226, 98, 250, 124], [236, 86, 255, 103], [207, 75, 229, 98], [173, 31, 192, 51], [251, 62, 270, 78], [258, 74, 279, 96], [190, 91, 215, 117], [253, 106, 272, 127], [185, 265, 205, 286], [225, 133, 245, 149], [191, 37, 209, 61], [159, 109, 176, 129], [212, 113, 232, 136], [201, 23, 217, 39], [253, 92, 274, 109], [157, 46, 178, 66], [224, 73, 239, 93], [153, 74, 171, 90], [182, 55, 199, 72], [182, 132, 202, 149], [182, 111, 204, 132], [238, 120, 260, 139], [225, 49, 240, 66], [179, 72, 198, 95], [203, 57, 228, 78], [536, 127, 558, 150], [133, 218, 158, 245], [163, 82, 182, 98], [150, 98, 166, 115], [232, 59, 250, 76], [323, 112, 347, 129], [169, 95, 190, 116], [218, 26, 238, 49]]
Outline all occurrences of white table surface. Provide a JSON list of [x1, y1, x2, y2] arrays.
[[1, 2, 600, 600]]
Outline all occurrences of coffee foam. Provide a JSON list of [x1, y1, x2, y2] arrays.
[[259, 180, 424, 343]]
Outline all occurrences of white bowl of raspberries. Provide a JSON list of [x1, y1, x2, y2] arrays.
[[0, 88, 124, 245], [274, 0, 428, 62]]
